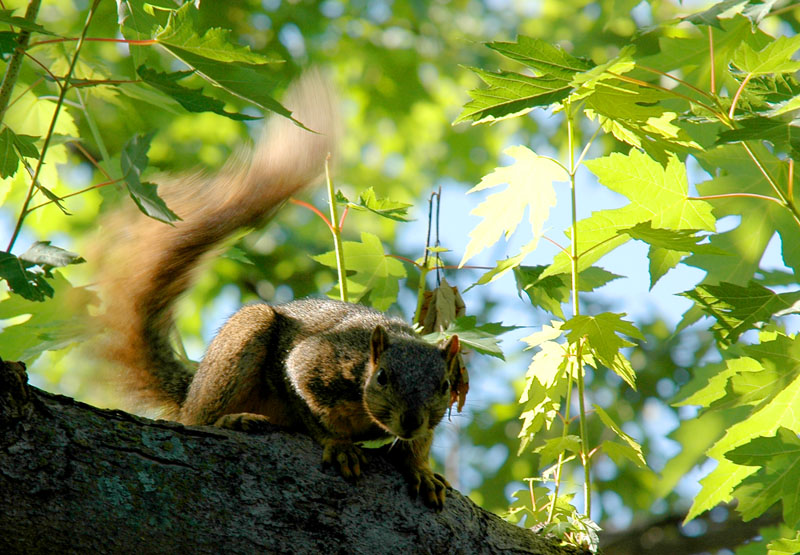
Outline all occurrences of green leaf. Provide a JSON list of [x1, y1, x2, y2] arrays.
[[470, 239, 538, 288], [544, 151, 714, 278], [563, 313, 643, 388], [687, 367, 800, 522], [518, 335, 569, 451], [459, 145, 566, 266], [620, 222, 724, 254], [534, 435, 582, 466], [0, 252, 53, 302], [0, 273, 97, 363], [0, 31, 19, 57], [728, 428, 800, 527], [120, 132, 180, 224], [349, 187, 413, 222], [0, 9, 57, 36], [686, 143, 799, 282], [136, 66, 260, 121], [716, 117, 800, 158], [514, 264, 621, 319], [673, 357, 761, 408], [582, 81, 700, 156], [12, 132, 39, 160], [455, 68, 571, 124], [154, 4, 294, 125], [156, 3, 280, 64], [732, 35, 800, 76], [620, 222, 731, 287], [0, 127, 37, 178], [0, 127, 19, 177], [602, 440, 648, 469], [312, 232, 406, 311], [521, 321, 567, 387], [19, 241, 85, 270], [767, 532, 800, 555], [117, 0, 170, 37], [682, 281, 800, 344], [682, 0, 750, 28], [594, 405, 647, 467], [486, 36, 592, 80], [424, 316, 519, 360]]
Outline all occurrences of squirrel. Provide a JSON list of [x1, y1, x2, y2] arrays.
[[95, 71, 460, 511]]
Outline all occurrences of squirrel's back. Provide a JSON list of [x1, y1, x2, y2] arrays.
[[95, 71, 338, 417]]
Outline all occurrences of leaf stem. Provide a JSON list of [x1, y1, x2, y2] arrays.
[[27, 176, 123, 212], [687, 192, 783, 204], [6, 0, 101, 252], [548, 342, 574, 523], [324, 154, 348, 302], [608, 72, 723, 120], [574, 124, 602, 171], [740, 142, 800, 228], [637, 64, 717, 104], [566, 102, 591, 517], [543, 235, 570, 256], [708, 27, 716, 95], [728, 73, 753, 120], [30, 37, 159, 48], [289, 198, 332, 228]]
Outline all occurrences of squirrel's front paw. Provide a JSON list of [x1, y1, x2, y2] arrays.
[[322, 440, 367, 481], [407, 466, 450, 511]]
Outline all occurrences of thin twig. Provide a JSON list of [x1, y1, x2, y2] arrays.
[[27, 177, 123, 212], [7, 0, 102, 252]]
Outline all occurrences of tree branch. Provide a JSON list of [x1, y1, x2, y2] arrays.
[[0, 359, 580, 554]]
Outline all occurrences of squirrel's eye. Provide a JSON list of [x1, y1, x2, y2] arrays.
[[376, 369, 388, 386], [440, 379, 451, 395]]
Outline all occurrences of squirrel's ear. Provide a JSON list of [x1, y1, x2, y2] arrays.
[[370, 325, 389, 363]]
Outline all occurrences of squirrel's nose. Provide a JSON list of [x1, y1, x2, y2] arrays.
[[400, 411, 424, 437]]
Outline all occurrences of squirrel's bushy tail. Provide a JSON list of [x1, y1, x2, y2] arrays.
[[96, 71, 338, 417]]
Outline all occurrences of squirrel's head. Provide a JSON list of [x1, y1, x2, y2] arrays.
[[363, 325, 460, 440]]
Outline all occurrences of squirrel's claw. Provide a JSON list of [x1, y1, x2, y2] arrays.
[[322, 441, 366, 480], [408, 468, 449, 511]]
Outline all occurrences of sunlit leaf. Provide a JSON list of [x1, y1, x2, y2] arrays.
[[563, 313, 643, 388], [544, 151, 714, 278], [728, 428, 800, 527], [349, 187, 413, 222], [732, 35, 800, 76], [459, 145, 566, 266], [312, 232, 406, 311]]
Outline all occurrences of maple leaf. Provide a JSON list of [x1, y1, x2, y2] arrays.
[[459, 145, 566, 267]]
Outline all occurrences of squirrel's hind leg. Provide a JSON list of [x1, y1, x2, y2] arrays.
[[179, 304, 283, 426], [214, 412, 277, 432]]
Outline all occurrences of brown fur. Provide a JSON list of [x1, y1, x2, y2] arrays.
[[95, 72, 459, 510]]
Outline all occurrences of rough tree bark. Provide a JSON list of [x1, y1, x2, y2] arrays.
[[0, 359, 582, 554]]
